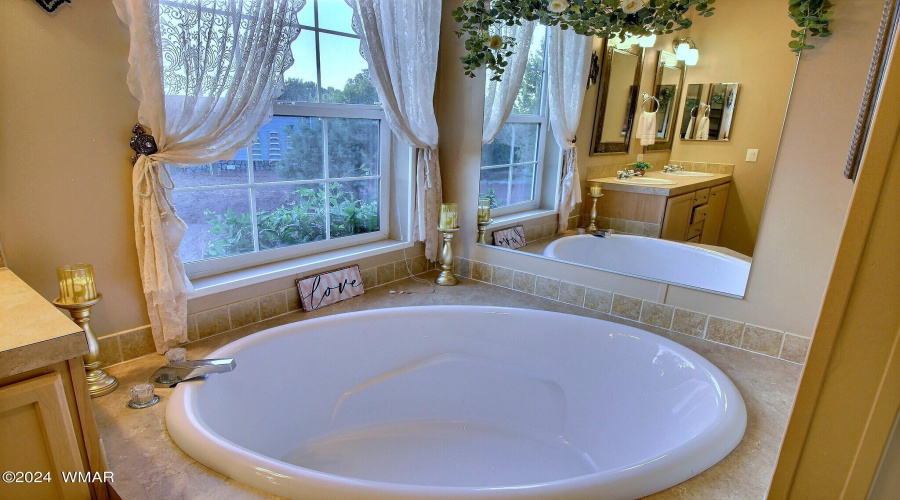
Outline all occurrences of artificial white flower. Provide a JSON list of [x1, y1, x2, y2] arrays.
[[548, 0, 570, 14], [488, 35, 504, 50], [621, 0, 645, 14]]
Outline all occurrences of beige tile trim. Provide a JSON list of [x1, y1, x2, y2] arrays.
[[99, 256, 437, 368], [455, 256, 809, 366]]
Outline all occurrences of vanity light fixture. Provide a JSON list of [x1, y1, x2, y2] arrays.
[[638, 34, 657, 48], [674, 37, 699, 65]]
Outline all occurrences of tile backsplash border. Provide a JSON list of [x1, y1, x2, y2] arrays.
[[97, 255, 437, 368], [452, 256, 810, 366], [99, 252, 811, 369]]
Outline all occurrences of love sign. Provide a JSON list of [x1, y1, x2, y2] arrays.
[[296, 265, 365, 312], [492, 225, 527, 249]]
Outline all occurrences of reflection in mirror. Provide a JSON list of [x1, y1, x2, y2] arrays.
[[645, 51, 685, 152], [479, 25, 549, 217], [680, 83, 740, 141], [591, 40, 644, 154], [476, 0, 799, 298]]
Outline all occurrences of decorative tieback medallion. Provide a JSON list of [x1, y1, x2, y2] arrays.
[[34, 0, 71, 12], [129, 124, 158, 165]]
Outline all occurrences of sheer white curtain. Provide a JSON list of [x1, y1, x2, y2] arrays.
[[547, 27, 593, 233], [482, 21, 536, 145], [347, 0, 443, 261], [113, 0, 303, 353]]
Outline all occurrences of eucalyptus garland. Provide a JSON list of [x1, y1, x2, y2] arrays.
[[452, 0, 716, 79], [453, 0, 837, 80], [788, 0, 834, 53]]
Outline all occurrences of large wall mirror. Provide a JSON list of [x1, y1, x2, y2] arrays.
[[680, 83, 740, 141], [590, 40, 644, 154], [475, 0, 799, 298], [645, 51, 686, 152]]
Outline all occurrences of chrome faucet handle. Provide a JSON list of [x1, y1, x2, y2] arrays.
[[150, 358, 236, 388], [616, 170, 629, 179]]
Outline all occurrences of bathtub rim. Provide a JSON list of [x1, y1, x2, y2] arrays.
[[541, 234, 752, 298], [166, 305, 748, 500]]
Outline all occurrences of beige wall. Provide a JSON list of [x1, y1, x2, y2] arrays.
[[669, 0, 797, 256], [0, 1, 146, 336], [446, 0, 883, 337], [0, 1, 421, 339]]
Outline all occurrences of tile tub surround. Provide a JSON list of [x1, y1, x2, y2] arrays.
[[455, 257, 810, 366], [96, 255, 436, 368], [92, 272, 802, 500]]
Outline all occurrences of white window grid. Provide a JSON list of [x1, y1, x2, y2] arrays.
[[178, 1, 392, 278], [481, 33, 551, 218]]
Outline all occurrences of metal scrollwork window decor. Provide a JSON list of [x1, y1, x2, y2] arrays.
[[34, 0, 71, 13], [129, 124, 158, 165]]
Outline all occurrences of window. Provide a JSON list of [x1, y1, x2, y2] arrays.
[[170, 0, 391, 277], [479, 25, 549, 217]]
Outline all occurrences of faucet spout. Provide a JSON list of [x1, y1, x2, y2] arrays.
[[150, 358, 236, 388]]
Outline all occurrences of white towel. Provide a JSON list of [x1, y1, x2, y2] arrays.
[[696, 115, 710, 140], [685, 116, 695, 139], [635, 111, 657, 146]]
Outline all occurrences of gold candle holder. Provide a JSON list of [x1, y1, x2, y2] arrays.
[[435, 227, 459, 286], [476, 195, 493, 244], [476, 219, 494, 244], [53, 294, 119, 398], [587, 186, 604, 234]]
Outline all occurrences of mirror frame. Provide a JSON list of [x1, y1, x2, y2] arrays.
[[590, 39, 645, 155], [644, 50, 686, 152], [679, 82, 741, 142]]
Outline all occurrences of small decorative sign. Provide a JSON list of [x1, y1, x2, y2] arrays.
[[296, 265, 365, 312], [492, 225, 526, 249]]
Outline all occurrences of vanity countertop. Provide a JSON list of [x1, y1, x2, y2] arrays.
[[590, 171, 733, 197], [92, 271, 801, 500], [0, 268, 88, 378]]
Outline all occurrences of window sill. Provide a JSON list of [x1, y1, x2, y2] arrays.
[[486, 209, 558, 230], [188, 239, 413, 299]]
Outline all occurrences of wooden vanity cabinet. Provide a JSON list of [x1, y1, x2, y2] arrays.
[[0, 269, 108, 500], [660, 192, 695, 241], [659, 182, 730, 243], [596, 180, 731, 244], [699, 183, 730, 245]]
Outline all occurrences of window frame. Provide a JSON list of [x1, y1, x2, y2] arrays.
[[178, 1, 395, 280], [480, 31, 551, 218]]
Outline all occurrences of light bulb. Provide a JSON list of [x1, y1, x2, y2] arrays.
[[638, 34, 657, 48], [675, 42, 690, 60], [685, 48, 700, 66]]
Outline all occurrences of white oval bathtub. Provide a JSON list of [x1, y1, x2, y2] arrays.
[[543, 234, 752, 297], [167, 306, 746, 500]]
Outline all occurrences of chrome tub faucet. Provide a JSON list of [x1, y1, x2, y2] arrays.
[[150, 359, 236, 388]]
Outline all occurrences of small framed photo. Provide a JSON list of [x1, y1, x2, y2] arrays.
[[492, 225, 526, 249], [296, 265, 365, 312]]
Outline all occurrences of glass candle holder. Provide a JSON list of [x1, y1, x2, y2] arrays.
[[56, 264, 97, 304], [477, 196, 492, 223], [589, 184, 602, 197], [439, 203, 459, 230]]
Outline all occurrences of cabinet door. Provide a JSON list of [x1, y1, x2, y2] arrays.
[[700, 183, 730, 245], [0, 373, 90, 500], [661, 192, 695, 241]]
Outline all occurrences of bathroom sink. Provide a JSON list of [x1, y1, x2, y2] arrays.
[[614, 177, 677, 185], [662, 171, 715, 177]]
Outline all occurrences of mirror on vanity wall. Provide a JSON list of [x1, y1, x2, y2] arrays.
[[475, 0, 798, 298]]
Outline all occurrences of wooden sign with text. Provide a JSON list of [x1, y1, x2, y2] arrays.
[[296, 265, 365, 312], [492, 225, 526, 249]]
